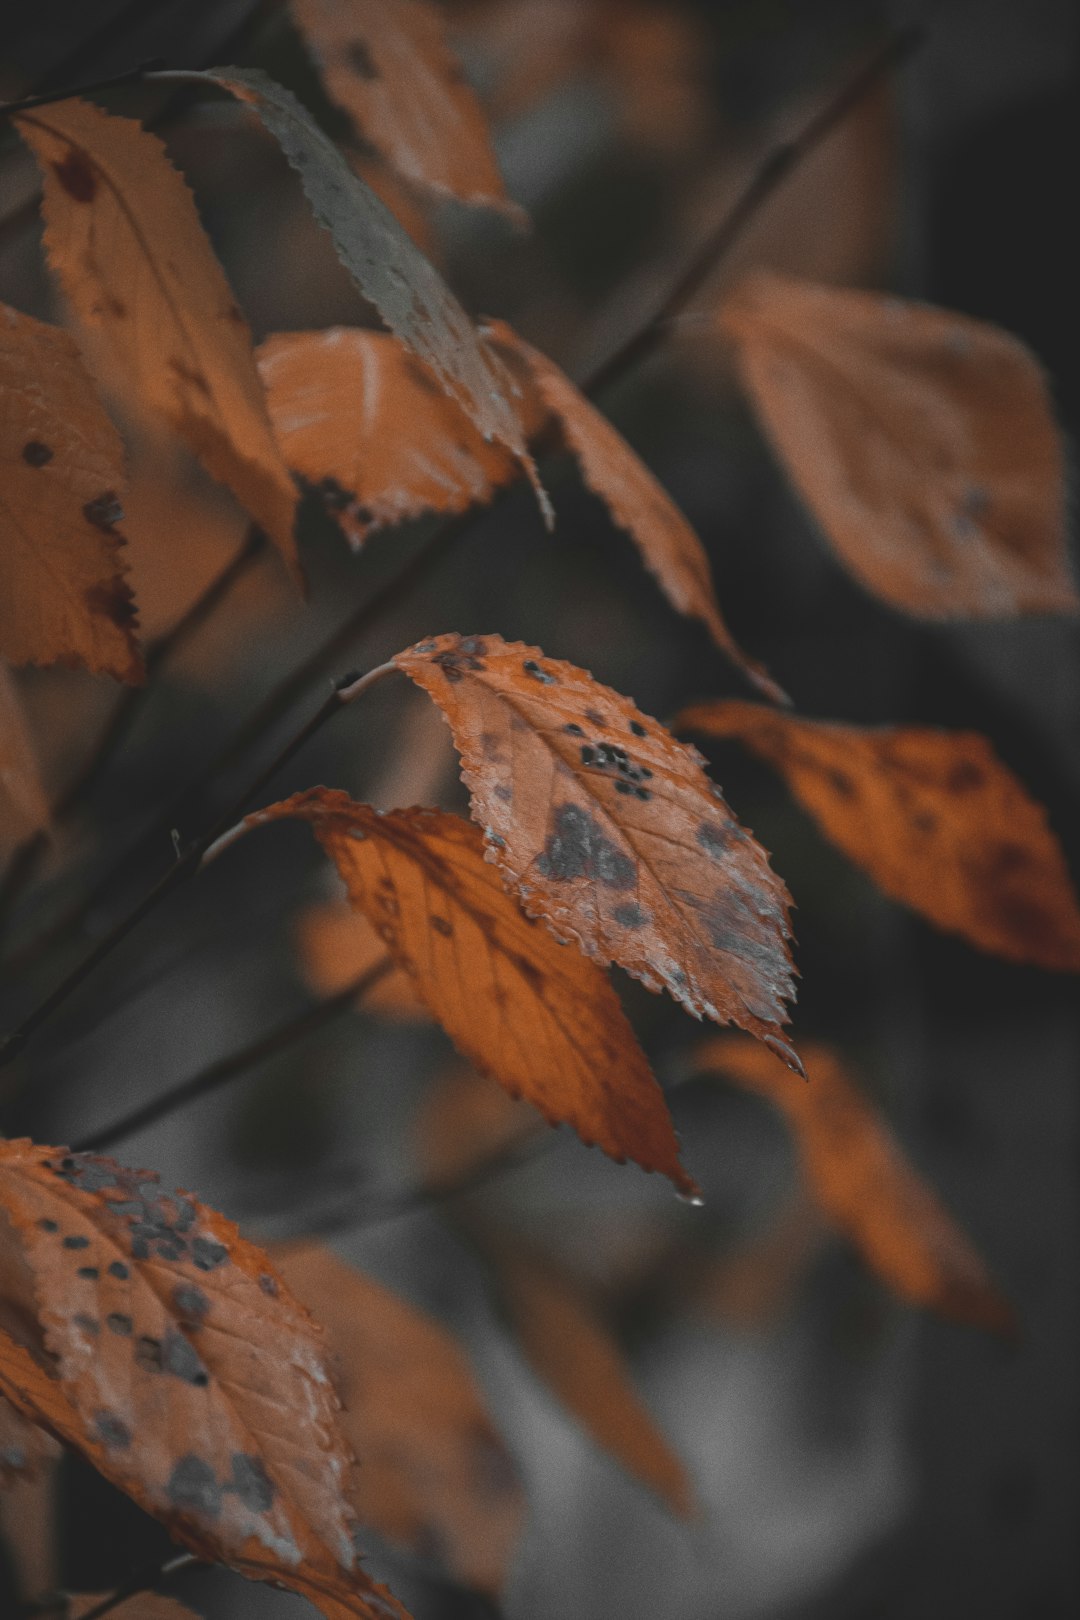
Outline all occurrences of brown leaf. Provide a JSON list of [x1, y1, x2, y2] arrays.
[[298, 900, 426, 1017], [69, 1597, 199, 1619], [393, 633, 800, 1068], [0, 1143, 410, 1620], [0, 1392, 59, 1484], [258, 329, 518, 547], [0, 664, 50, 857], [491, 1241, 695, 1516], [677, 700, 1080, 972], [244, 792, 694, 1192], [486, 322, 784, 701], [693, 1037, 1016, 1335], [16, 98, 299, 575], [290, 0, 521, 218], [271, 1242, 524, 1595], [720, 272, 1077, 618], [0, 303, 141, 682]]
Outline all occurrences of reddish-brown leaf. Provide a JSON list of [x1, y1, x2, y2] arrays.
[[0, 303, 141, 682], [290, 0, 520, 218], [258, 329, 518, 547], [0, 664, 50, 858], [242, 792, 694, 1192], [393, 634, 800, 1067], [272, 1242, 524, 1595], [677, 700, 1080, 972], [694, 1037, 1016, 1334], [490, 1241, 695, 1516], [720, 272, 1076, 618], [16, 99, 299, 575], [487, 322, 785, 702], [0, 1143, 410, 1620]]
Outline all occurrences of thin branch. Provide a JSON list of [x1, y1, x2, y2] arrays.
[[72, 956, 394, 1153], [21, 1553, 197, 1619], [0, 665, 397, 1068], [0, 61, 164, 119]]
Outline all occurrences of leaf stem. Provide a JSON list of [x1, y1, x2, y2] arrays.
[[70, 957, 394, 1153], [0, 665, 396, 1068], [0, 61, 164, 119]]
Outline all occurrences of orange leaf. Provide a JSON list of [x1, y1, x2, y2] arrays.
[[393, 634, 800, 1067], [677, 700, 1080, 971], [0, 664, 50, 858], [487, 322, 784, 702], [0, 1143, 410, 1620], [491, 1241, 695, 1516], [693, 1037, 1015, 1335], [290, 0, 521, 218], [271, 1242, 524, 1595], [0, 303, 141, 682], [298, 900, 426, 1016], [16, 98, 299, 575], [258, 329, 518, 547], [0, 1391, 59, 1484], [720, 272, 1076, 618], [244, 792, 694, 1193]]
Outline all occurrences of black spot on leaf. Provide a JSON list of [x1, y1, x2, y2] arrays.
[[229, 1452, 276, 1513], [83, 492, 124, 530], [173, 1284, 210, 1322], [613, 902, 648, 928], [94, 1411, 131, 1450], [346, 39, 379, 78], [536, 804, 635, 889], [62, 1235, 89, 1250], [162, 1330, 209, 1386], [106, 1313, 133, 1337], [167, 1454, 222, 1520], [107, 1261, 129, 1280], [192, 1236, 228, 1271], [21, 440, 53, 466]]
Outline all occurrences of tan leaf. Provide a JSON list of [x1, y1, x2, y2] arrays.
[[693, 1037, 1016, 1335], [492, 1241, 695, 1516], [485, 322, 784, 702], [258, 329, 518, 547], [290, 0, 520, 218], [297, 899, 425, 1016], [244, 792, 694, 1192], [16, 98, 299, 574], [0, 1143, 410, 1620], [677, 700, 1080, 971], [720, 272, 1076, 618], [393, 633, 800, 1068], [271, 1243, 524, 1594], [0, 303, 141, 682], [0, 664, 50, 858]]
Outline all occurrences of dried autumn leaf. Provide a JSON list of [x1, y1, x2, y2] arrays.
[[243, 792, 694, 1192], [69, 1597, 199, 1619], [15, 98, 299, 574], [491, 1241, 694, 1516], [394, 633, 799, 1067], [487, 322, 784, 702], [258, 329, 518, 547], [0, 664, 49, 858], [677, 700, 1080, 972], [290, 0, 520, 218], [694, 1037, 1015, 1334], [720, 272, 1076, 618], [201, 68, 539, 490], [272, 1242, 524, 1594], [298, 900, 425, 1017], [0, 1143, 409, 1620], [0, 303, 141, 682]]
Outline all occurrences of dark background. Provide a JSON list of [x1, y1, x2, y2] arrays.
[[0, 1, 1077, 1616]]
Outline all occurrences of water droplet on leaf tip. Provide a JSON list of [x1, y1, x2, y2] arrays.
[[677, 1190, 705, 1208]]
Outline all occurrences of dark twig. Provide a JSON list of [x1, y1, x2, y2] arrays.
[[21, 1552, 197, 1619], [0, 665, 396, 1068], [0, 61, 164, 119], [72, 956, 394, 1153]]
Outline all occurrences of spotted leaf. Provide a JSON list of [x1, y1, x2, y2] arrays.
[[721, 272, 1076, 618], [0, 1141, 410, 1620], [240, 793, 694, 1192], [393, 634, 800, 1068], [677, 700, 1080, 971]]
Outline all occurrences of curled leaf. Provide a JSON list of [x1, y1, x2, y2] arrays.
[[677, 700, 1080, 971], [0, 1142, 409, 1620], [0, 303, 141, 682], [290, 0, 521, 218], [721, 271, 1076, 618], [244, 792, 694, 1193], [394, 633, 800, 1067], [488, 321, 785, 702], [694, 1037, 1016, 1335], [272, 1242, 524, 1595], [16, 99, 299, 575], [258, 328, 518, 546]]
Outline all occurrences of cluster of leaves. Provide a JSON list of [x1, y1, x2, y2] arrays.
[[1, 2, 1079, 1616]]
